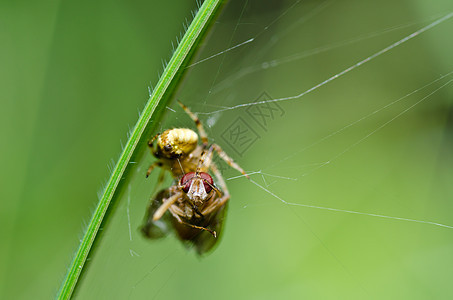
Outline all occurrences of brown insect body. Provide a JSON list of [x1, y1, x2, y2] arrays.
[[171, 202, 227, 254], [142, 175, 228, 254]]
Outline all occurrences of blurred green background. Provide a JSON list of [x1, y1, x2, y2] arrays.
[[2, 0, 453, 299]]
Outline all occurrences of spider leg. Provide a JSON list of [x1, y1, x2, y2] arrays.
[[209, 161, 229, 197], [146, 133, 162, 178], [201, 192, 230, 216], [168, 207, 216, 237], [212, 143, 249, 179], [177, 101, 209, 146], [190, 203, 204, 218], [146, 162, 159, 178], [153, 191, 180, 221], [148, 133, 159, 147], [196, 145, 214, 173]]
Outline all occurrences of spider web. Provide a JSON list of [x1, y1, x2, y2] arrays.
[[182, 1, 453, 229], [77, 1, 453, 299]]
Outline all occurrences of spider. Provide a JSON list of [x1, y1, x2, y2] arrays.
[[141, 101, 249, 254], [145, 101, 248, 181]]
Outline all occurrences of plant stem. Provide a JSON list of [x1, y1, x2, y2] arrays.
[[57, 1, 224, 298]]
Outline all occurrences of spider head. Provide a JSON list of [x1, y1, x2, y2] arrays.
[[180, 172, 214, 204], [156, 128, 198, 159]]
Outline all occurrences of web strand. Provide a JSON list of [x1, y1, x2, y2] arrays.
[[198, 12, 453, 114], [265, 71, 453, 171], [250, 180, 453, 230]]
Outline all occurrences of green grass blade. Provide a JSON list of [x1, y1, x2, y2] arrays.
[[57, 1, 224, 298]]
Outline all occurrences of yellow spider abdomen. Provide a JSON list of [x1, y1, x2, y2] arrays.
[[157, 128, 198, 158]]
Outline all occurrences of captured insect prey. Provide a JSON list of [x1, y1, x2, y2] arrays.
[[141, 101, 249, 255]]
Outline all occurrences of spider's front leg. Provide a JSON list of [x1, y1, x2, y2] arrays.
[[212, 143, 249, 179], [146, 162, 161, 178], [146, 133, 161, 178], [153, 191, 180, 221], [209, 160, 229, 197], [190, 203, 204, 219], [148, 133, 159, 148], [169, 208, 217, 237], [177, 101, 209, 146]]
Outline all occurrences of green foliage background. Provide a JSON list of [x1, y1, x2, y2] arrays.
[[1, 0, 453, 299], [0, 0, 198, 298]]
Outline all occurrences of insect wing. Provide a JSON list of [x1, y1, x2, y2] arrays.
[[141, 189, 172, 239], [194, 201, 228, 255], [172, 201, 228, 255]]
